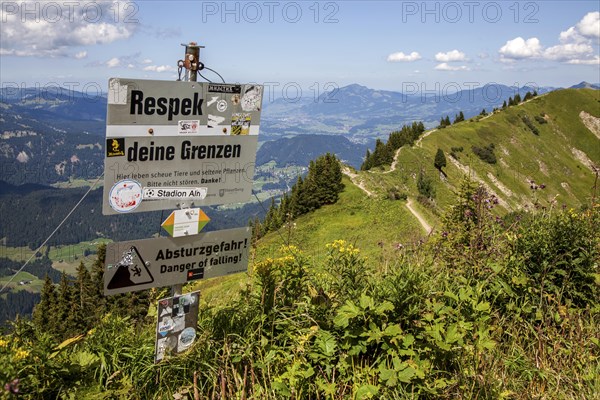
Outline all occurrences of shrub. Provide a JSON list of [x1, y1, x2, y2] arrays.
[[506, 207, 599, 308], [388, 187, 407, 201], [472, 143, 497, 164], [521, 115, 540, 135], [417, 169, 435, 199], [450, 146, 464, 160]]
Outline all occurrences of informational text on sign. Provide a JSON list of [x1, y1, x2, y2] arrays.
[[103, 78, 263, 215]]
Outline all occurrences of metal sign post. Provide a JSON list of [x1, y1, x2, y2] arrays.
[[102, 42, 262, 361], [174, 42, 202, 297]]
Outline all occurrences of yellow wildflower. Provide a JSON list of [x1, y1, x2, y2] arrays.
[[12, 348, 29, 361]]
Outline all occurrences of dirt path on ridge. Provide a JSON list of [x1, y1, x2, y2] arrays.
[[416, 128, 437, 147], [405, 197, 432, 234], [382, 147, 403, 174], [342, 167, 375, 197]]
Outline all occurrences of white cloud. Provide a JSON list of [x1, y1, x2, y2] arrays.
[[435, 49, 467, 62], [544, 42, 594, 61], [566, 55, 600, 65], [434, 63, 470, 71], [559, 27, 587, 44], [576, 11, 600, 40], [74, 51, 87, 59], [72, 23, 132, 46], [0, 0, 137, 57], [89, 53, 172, 71], [387, 51, 422, 62], [106, 57, 121, 68], [499, 37, 543, 60], [499, 12, 599, 65], [143, 65, 175, 73]]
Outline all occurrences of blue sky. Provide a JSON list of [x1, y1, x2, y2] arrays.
[[1, 1, 599, 96]]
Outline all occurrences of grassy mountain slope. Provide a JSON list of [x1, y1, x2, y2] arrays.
[[192, 175, 425, 304], [207, 88, 599, 285], [361, 89, 599, 218], [254, 176, 424, 260]]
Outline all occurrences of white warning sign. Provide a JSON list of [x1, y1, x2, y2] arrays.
[[104, 227, 251, 295]]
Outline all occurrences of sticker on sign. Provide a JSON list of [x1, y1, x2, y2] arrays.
[[143, 187, 207, 201], [109, 179, 143, 213]]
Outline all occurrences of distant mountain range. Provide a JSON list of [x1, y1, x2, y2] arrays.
[[1, 81, 597, 185], [261, 82, 568, 139], [569, 81, 600, 90]]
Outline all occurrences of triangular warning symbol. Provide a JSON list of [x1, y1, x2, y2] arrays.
[[107, 246, 154, 290]]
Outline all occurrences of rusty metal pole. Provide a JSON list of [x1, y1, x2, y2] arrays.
[[181, 42, 204, 82], [171, 41, 204, 297]]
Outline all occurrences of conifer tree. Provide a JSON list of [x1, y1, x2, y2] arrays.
[[277, 193, 290, 225], [74, 261, 94, 331], [361, 149, 372, 171], [514, 93, 522, 103], [371, 139, 388, 168], [90, 244, 107, 320], [125, 291, 151, 325], [290, 176, 307, 216], [438, 117, 446, 129], [317, 153, 343, 204], [439, 116, 451, 128], [434, 148, 447, 173], [264, 197, 278, 232], [56, 271, 73, 337], [301, 161, 319, 212], [32, 275, 57, 332], [454, 111, 465, 124], [417, 121, 425, 133]]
